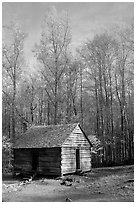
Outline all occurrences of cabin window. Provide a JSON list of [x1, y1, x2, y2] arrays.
[[76, 148, 80, 170]]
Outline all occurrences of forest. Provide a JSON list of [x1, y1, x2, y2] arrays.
[[2, 7, 134, 171]]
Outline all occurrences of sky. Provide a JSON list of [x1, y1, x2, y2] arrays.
[[2, 2, 134, 66]]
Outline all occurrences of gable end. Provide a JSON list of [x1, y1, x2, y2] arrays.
[[62, 124, 92, 147]]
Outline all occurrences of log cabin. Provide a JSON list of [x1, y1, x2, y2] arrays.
[[13, 123, 93, 176]]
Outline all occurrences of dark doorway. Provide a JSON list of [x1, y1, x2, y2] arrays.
[[32, 150, 39, 171], [76, 148, 80, 170]]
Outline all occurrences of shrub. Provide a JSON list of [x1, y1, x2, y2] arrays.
[[2, 136, 13, 174]]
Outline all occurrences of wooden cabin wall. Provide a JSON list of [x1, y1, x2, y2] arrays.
[[61, 147, 76, 175], [61, 125, 91, 175], [80, 147, 91, 172], [14, 149, 32, 172], [38, 147, 61, 176]]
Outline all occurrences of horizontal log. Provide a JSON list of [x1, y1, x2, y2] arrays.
[[15, 155, 31, 159], [80, 152, 91, 154], [61, 160, 75, 164], [61, 153, 75, 156], [61, 161, 75, 164], [81, 164, 91, 168], [81, 158, 91, 161], [38, 168, 61, 174], [40, 148, 61, 153], [15, 156, 31, 160], [80, 155, 91, 158], [62, 145, 90, 148], [61, 160, 75, 165], [63, 141, 89, 144], [14, 158, 31, 161], [61, 156, 75, 160], [61, 161, 75, 166], [15, 152, 31, 155], [61, 167, 76, 171], [80, 151, 91, 153], [80, 157, 91, 160], [39, 150, 61, 154], [14, 162, 31, 165], [61, 157, 75, 161], [80, 152, 91, 155], [61, 152, 75, 154], [80, 148, 91, 150], [64, 137, 87, 141], [62, 158, 91, 163], [62, 147, 90, 151], [15, 154, 31, 158], [81, 163, 91, 166], [39, 167, 60, 170], [72, 128, 82, 133], [62, 153, 90, 156], [80, 147, 91, 150], [39, 161, 60, 165], [63, 142, 88, 145], [61, 147, 75, 150], [39, 153, 61, 157], [81, 162, 91, 165], [40, 147, 60, 151], [61, 166, 76, 170], [62, 150, 75, 153], [15, 161, 31, 165], [14, 163, 31, 167], [81, 157, 91, 160], [62, 146, 75, 149], [80, 149, 91, 152], [82, 163, 91, 166], [39, 154, 60, 157], [62, 148, 75, 151], [15, 150, 31, 152], [14, 165, 31, 170], [39, 157, 61, 162], [15, 158, 31, 161], [81, 156, 91, 159], [39, 162, 60, 167]]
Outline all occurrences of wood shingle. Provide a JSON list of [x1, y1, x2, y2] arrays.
[[14, 123, 79, 148]]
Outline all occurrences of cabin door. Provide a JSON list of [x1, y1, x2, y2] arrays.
[[32, 150, 39, 171], [76, 148, 80, 170]]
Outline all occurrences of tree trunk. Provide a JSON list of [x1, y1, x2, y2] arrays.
[[12, 68, 16, 142], [80, 64, 83, 127]]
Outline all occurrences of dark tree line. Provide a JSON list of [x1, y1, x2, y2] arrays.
[[2, 8, 134, 168]]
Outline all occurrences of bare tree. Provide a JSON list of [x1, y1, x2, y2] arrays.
[[114, 25, 134, 163], [34, 7, 71, 124], [2, 23, 26, 140], [78, 27, 134, 165]]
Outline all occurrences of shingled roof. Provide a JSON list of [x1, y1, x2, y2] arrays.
[[14, 123, 81, 148]]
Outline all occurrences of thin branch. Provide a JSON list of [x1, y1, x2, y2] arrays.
[[41, 71, 55, 96], [2, 90, 29, 124], [44, 86, 55, 107]]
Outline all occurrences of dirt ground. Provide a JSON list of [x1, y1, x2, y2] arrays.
[[2, 165, 134, 202]]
